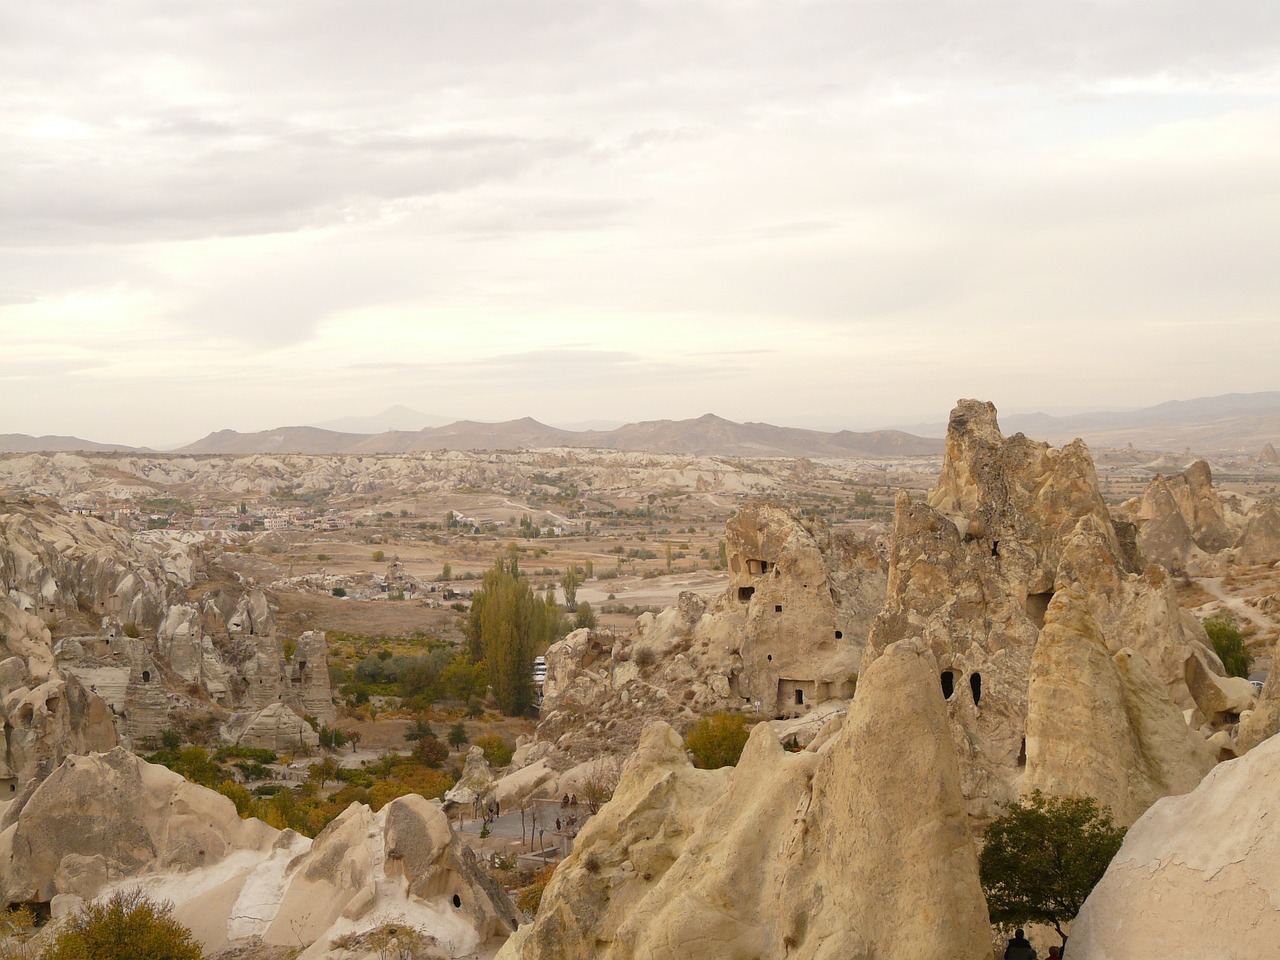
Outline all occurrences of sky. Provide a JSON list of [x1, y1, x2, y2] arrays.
[[3, 1, 1278, 446]]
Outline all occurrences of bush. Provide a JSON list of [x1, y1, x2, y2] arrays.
[[684, 712, 751, 769], [473, 733, 514, 768], [1203, 616, 1253, 678], [331, 587, 347, 598], [42, 888, 203, 960], [412, 736, 450, 768]]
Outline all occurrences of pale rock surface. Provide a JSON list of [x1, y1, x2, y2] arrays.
[[1024, 586, 1216, 825], [500, 639, 991, 960], [1069, 733, 1280, 960], [222, 702, 320, 753], [1234, 499, 1280, 566], [0, 597, 117, 789], [0, 749, 516, 957], [1183, 651, 1258, 724], [444, 746, 495, 808], [863, 400, 1226, 821], [1238, 634, 1280, 750]]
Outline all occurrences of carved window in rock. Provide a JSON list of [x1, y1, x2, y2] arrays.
[[834, 630, 843, 639], [940, 670, 955, 700], [747, 559, 771, 575], [775, 604, 783, 613], [141, 670, 151, 683], [738, 586, 755, 603], [970, 672, 982, 705]]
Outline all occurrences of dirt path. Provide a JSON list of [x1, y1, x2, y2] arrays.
[[1196, 577, 1274, 631]]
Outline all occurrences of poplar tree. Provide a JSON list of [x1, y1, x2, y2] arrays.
[[466, 551, 557, 715]]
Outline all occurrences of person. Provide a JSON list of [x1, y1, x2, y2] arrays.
[[1004, 929, 1036, 960], [1048, 948, 1061, 959], [556, 817, 562, 831]]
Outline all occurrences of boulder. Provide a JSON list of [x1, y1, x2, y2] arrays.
[[1069, 733, 1280, 959]]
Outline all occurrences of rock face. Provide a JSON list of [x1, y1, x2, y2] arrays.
[[221, 701, 320, 753], [0, 500, 185, 629], [1235, 499, 1280, 566], [535, 504, 885, 765], [0, 748, 517, 957], [444, 746, 495, 809], [501, 638, 991, 960], [1023, 586, 1217, 826], [0, 597, 117, 792], [1069, 733, 1280, 959], [863, 400, 1223, 821], [1116, 461, 1280, 570]]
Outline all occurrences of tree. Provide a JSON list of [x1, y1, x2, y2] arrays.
[[561, 567, 581, 611], [448, 721, 469, 748], [372, 549, 386, 562], [979, 791, 1125, 948], [466, 554, 557, 714], [574, 601, 597, 631], [412, 735, 449, 768], [684, 712, 752, 769], [1203, 615, 1253, 678], [438, 562, 452, 581], [42, 888, 203, 960]]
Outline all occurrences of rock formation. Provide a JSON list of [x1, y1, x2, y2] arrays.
[[1116, 460, 1280, 570], [0, 597, 117, 792], [1069, 733, 1280, 958], [532, 503, 885, 767], [1023, 586, 1217, 826], [862, 400, 1226, 821], [0, 748, 517, 957], [500, 638, 992, 960], [0, 499, 185, 628], [221, 701, 320, 753]]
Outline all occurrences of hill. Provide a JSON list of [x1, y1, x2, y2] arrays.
[[174, 415, 943, 457]]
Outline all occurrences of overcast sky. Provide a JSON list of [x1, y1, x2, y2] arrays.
[[3, 1, 1278, 445]]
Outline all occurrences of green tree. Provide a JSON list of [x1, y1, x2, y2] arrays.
[[1202, 616, 1253, 678], [584, 559, 594, 580], [42, 888, 203, 960], [979, 791, 1126, 948], [574, 601, 598, 631], [561, 567, 581, 611], [448, 721, 469, 748], [466, 554, 557, 715], [438, 562, 452, 581], [684, 712, 752, 769], [473, 733, 514, 768], [665, 543, 673, 573], [717, 540, 728, 570]]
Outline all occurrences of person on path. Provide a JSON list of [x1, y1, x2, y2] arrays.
[[1003, 929, 1036, 960]]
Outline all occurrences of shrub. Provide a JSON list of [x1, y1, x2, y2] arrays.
[[332, 587, 347, 598], [1203, 616, 1253, 678], [684, 712, 751, 769], [41, 888, 203, 960], [473, 733, 514, 768]]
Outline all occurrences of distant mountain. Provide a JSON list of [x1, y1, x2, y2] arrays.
[[0, 434, 146, 453], [178, 427, 366, 455], [173, 415, 944, 458], [311, 405, 453, 434], [997, 392, 1280, 453], [890, 392, 1280, 454]]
